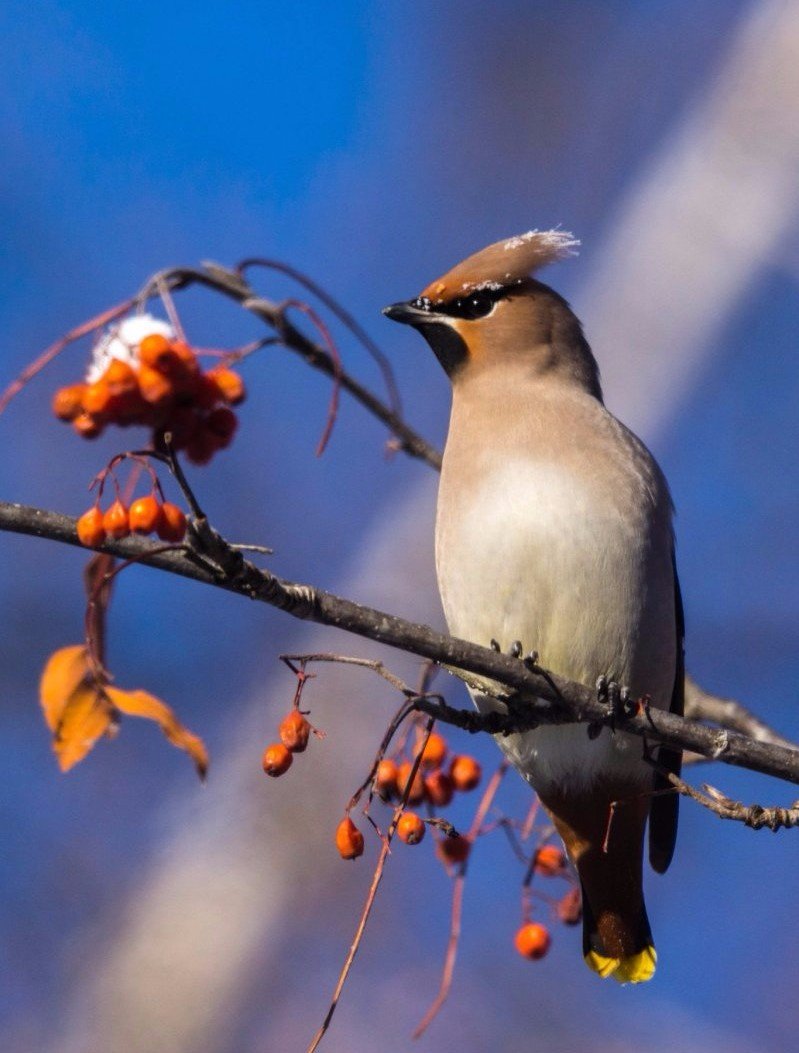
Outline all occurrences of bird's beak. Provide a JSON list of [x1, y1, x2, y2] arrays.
[[382, 300, 432, 326]]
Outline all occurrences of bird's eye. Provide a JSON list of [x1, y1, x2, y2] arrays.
[[441, 289, 500, 320]]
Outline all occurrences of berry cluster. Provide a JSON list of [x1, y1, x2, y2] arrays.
[[52, 314, 245, 465], [335, 731, 483, 862], [261, 709, 314, 778], [512, 844, 582, 963], [76, 495, 187, 548]]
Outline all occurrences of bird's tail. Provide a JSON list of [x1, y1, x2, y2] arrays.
[[580, 878, 657, 984]]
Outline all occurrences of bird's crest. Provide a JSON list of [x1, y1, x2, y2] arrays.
[[419, 229, 579, 304]]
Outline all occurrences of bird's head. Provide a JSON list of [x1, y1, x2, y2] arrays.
[[383, 230, 601, 399]]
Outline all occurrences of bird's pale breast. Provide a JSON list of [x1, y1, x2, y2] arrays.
[[435, 378, 676, 792]]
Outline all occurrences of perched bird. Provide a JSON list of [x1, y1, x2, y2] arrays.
[[383, 231, 683, 984]]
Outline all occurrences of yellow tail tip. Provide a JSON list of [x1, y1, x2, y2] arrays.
[[584, 945, 657, 984]]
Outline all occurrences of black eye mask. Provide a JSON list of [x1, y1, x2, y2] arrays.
[[412, 286, 508, 321]]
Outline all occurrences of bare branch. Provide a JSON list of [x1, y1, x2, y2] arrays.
[[665, 772, 799, 832], [3, 499, 798, 792]]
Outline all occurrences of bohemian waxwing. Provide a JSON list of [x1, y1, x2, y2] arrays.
[[384, 230, 684, 983]]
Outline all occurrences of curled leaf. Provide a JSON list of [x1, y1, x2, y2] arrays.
[[39, 645, 114, 771], [104, 686, 209, 780]]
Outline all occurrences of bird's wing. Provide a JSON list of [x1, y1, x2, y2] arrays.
[[648, 549, 684, 874]]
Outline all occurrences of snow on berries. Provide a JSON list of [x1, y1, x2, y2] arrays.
[[51, 313, 246, 464]]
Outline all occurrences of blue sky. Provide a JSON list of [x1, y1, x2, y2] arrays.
[[1, 3, 797, 1051]]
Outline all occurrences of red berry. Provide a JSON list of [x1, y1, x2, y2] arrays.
[[139, 334, 179, 373], [72, 412, 103, 439], [102, 500, 129, 540], [424, 769, 454, 808], [374, 759, 399, 800], [128, 495, 163, 535], [138, 364, 174, 405], [279, 710, 311, 753], [396, 761, 425, 805], [208, 366, 245, 405], [419, 731, 448, 771], [449, 754, 482, 792], [262, 742, 292, 777], [396, 811, 426, 845], [105, 358, 138, 395], [76, 506, 106, 548], [436, 835, 471, 866], [156, 502, 187, 542], [185, 428, 218, 465], [336, 816, 364, 860], [52, 384, 86, 421], [556, 888, 582, 926], [514, 922, 551, 960], [534, 844, 566, 877]]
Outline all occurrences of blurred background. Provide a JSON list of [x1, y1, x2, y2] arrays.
[[1, 1, 798, 1050]]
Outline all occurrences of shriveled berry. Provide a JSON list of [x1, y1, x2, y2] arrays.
[[424, 769, 454, 808], [128, 495, 163, 535], [514, 922, 551, 960], [52, 384, 86, 421], [156, 502, 187, 542], [556, 887, 582, 926], [374, 759, 399, 800], [534, 844, 566, 877], [436, 835, 471, 866], [76, 506, 106, 548], [279, 710, 310, 753], [208, 366, 246, 405], [336, 816, 364, 860], [138, 333, 174, 371], [102, 500, 129, 540], [396, 761, 425, 804], [397, 811, 426, 845], [449, 754, 482, 792], [419, 731, 448, 771], [262, 742, 293, 777], [205, 406, 238, 448]]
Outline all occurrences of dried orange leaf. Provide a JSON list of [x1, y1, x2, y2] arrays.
[[52, 682, 115, 772], [40, 644, 90, 732], [105, 686, 209, 779]]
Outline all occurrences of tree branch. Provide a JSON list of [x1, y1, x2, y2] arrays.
[[3, 499, 798, 790]]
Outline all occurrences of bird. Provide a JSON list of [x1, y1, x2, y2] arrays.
[[383, 230, 684, 984]]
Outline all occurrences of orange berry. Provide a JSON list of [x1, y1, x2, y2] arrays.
[[76, 506, 106, 548], [156, 502, 187, 542], [424, 769, 454, 808], [279, 710, 311, 753], [262, 742, 293, 777], [534, 844, 566, 877], [208, 366, 245, 405], [419, 731, 448, 771], [205, 406, 238, 448], [397, 811, 426, 845], [556, 887, 582, 926], [336, 816, 364, 860], [105, 358, 138, 395], [514, 922, 551, 960], [82, 379, 113, 417], [436, 835, 471, 866], [138, 333, 174, 371], [72, 412, 103, 438], [374, 759, 399, 800], [449, 754, 482, 792], [103, 499, 130, 540], [396, 761, 426, 805], [52, 384, 86, 421], [138, 364, 174, 405], [128, 495, 163, 535]]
